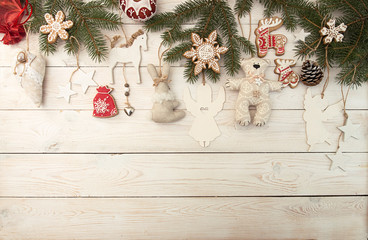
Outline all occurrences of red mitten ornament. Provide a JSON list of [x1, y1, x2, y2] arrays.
[[120, 0, 157, 21], [0, 0, 32, 45], [93, 86, 118, 118]]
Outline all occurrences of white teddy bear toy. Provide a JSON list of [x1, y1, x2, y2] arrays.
[[226, 57, 283, 126]]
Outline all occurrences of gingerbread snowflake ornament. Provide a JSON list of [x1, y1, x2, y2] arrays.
[[40, 11, 73, 44], [320, 19, 347, 44], [183, 30, 228, 75]]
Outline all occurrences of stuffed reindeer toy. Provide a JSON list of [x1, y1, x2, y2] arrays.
[[147, 62, 185, 123]]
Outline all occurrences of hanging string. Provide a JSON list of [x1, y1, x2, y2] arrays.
[[25, 24, 31, 51], [13, 24, 32, 76], [18, 0, 33, 25], [151, 31, 174, 87], [237, 12, 253, 57], [122, 63, 132, 106], [335, 83, 352, 152], [157, 31, 173, 76], [121, 24, 128, 42], [68, 36, 81, 83], [334, 64, 356, 152], [202, 73, 206, 86], [301, 16, 331, 99], [320, 45, 330, 99], [237, 15, 245, 39]]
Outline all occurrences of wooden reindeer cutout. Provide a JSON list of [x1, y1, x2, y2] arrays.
[[183, 84, 225, 147], [274, 58, 299, 88], [108, 29, 148, 84], [255, 17, 287, 58], [303, 88, 343, 151]]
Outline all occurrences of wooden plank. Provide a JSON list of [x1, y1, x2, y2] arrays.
[[0, 197, 366, 239], [0, 110, 366, 153], [0, 153, 367, 197], [1, 67, 367, 110]]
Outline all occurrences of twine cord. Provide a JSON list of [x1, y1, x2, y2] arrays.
[[237, 12, 253, 57], [122, 63, 131, 106], [152, 31, 173, 87], [68, 36, 81, 83], [13, 25, 32, 77]]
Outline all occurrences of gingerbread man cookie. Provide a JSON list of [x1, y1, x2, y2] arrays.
[[40, 11, 73, 44]]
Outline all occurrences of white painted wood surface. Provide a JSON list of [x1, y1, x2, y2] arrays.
[[0, 0, 367, 239]]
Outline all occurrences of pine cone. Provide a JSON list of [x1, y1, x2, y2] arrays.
[[300, 60, 324, 86]]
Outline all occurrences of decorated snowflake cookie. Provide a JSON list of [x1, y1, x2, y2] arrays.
[[40, 11, 73, 44], [320, 19, 347, 44]]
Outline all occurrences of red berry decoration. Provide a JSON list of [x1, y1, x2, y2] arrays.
[[120, 0, 157, 21]]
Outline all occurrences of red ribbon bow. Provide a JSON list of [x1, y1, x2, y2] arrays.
[[0, 0, 32, 45]]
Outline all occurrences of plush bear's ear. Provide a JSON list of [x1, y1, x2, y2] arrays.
[[242, 58, 253, 65]]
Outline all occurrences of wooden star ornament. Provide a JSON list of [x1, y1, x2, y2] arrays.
[[338, 118, 360, 141], [183, 30, 228, 75], [40, 11, 73, 44], [57, 83, 77, 103], [294, 29, 310, 42], [327, 149, 349, 171], [72, 69, 97, 94]]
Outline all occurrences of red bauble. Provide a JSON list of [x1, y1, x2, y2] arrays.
[[93, 86, 118, 118], [120, 0, 157, 21]]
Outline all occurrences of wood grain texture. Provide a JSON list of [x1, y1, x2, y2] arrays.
[[1, 67, 367, 110], [0, 197, 367, 240], [0, 154, 367, 197], [0, 110, 366, 153]]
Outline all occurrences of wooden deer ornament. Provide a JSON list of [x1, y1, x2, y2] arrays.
[[108, 29, 148, 84], [255, 17, 287, 58], [274, 58, 299, 88]]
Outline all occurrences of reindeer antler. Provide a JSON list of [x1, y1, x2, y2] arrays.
[[259, 17, 283, 30]]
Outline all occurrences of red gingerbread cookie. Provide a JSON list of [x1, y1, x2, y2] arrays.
[[255, 17, 287, 58], [274, 58, 299, 88], [93, 86, 118, 118]]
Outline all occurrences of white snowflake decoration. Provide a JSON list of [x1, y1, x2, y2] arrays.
[[320, 19, 347, 44], [94, 97, 109, 114]]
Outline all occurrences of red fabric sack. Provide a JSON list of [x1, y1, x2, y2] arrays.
[[0, 0, 32, 45], [93, 86, 118, 118]]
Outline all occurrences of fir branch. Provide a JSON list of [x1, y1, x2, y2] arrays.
[[164, 42, 193, 63], [342, 21, 364, 64], [259, 0, 307, 31], [145, 0, 209, 32], [28, 0, 120, 62], [234, 0, 253, 18], [184, 60, 199, 84], [39, 34, 57, 55], [216, 0, 241, 76], [145, 0, 254, 83], [98, 0, 119, 9]]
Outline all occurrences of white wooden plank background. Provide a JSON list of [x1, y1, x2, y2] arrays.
[[0, 0, 367, 239]]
